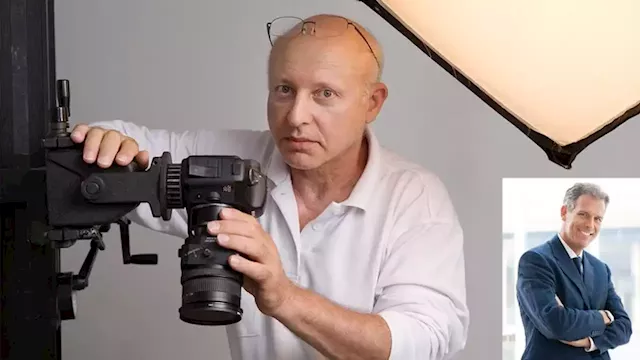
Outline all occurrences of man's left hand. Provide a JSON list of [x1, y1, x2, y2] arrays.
[[560, 337, 591, 348], [207, 208, 295, 317]]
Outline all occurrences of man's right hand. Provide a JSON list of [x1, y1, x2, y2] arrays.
[[600, 310, 613, 325], [70, 124, 149, 169]]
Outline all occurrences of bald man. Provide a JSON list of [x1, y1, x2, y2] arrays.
[[71, 14, 469, 360]]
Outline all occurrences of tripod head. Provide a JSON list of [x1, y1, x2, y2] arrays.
[[1, 79, 268, 324]]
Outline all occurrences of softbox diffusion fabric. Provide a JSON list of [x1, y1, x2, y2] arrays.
[[359, 0, 640, 169]]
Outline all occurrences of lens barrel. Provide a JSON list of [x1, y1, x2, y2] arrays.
[[179, 266, 244, 325], [178, 203, 244, 326]]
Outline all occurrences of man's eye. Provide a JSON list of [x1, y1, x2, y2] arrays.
[[319, 89, 334, 98], [277, 85, 291, 93]]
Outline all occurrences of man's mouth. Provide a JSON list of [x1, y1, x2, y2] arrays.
[[287, 136, 314, 143], [580, 230, 593, 237]]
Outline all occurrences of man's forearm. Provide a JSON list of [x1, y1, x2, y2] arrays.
[[524, 304, 606, 340], [591, 315, 633, 352], [526, 296, 602, 340], [273, 284, 391, 360]]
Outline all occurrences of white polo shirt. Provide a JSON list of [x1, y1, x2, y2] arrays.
[[91, 120, 469, 360]]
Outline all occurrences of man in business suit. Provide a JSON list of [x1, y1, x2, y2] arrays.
[[516, 182, 633, 359]]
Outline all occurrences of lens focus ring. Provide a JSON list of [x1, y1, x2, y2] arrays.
[[182, 276, 241, 296]]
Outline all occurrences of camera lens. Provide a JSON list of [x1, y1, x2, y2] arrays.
[[178, 266, 244, 326]]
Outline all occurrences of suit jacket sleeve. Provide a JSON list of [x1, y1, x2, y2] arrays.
[[516, 250, 607, 341], [591, 263, 633, 353]]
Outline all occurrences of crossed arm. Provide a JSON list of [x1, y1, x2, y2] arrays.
[[516, 251, 604, 341], [553, 296, 603, 350], [516, 251, 632, 353], [588, 264, 633, 353]]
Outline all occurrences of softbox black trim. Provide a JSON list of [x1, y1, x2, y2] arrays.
[[358, 0, 640, 169]]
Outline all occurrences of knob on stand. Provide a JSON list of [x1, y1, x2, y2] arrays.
[[54, 79, 71, 136]]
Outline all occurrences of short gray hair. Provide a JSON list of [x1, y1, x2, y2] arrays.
[[563, 182, 610, 211]]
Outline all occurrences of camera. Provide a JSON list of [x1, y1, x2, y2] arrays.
[[168, 156, 268, 325]]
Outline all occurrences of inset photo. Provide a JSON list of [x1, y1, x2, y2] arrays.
[[502, 178, 638, 360]]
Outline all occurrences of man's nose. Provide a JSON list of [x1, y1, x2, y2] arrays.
[[286, 95, 311, 127], [585, 217, 596, 229]]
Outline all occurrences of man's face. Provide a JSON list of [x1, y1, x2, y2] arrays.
[[560, 194, 606, 251], [266, 35, 383, 170]]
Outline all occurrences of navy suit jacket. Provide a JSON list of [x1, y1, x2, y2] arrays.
[[516, 235, 632, 360]]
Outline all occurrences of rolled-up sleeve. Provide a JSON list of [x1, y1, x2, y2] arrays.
[[373, 174, 469, 360]]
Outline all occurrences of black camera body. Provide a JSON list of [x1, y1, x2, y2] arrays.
[[169, 156, 268, 325]]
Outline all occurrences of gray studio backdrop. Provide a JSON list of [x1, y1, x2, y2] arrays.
[[54, 0, 640, 359]]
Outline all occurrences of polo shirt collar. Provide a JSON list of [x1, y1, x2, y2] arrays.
[[342, 126, 380, 211]]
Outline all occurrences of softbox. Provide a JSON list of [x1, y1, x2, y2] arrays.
[[359, 0, 640, 169]]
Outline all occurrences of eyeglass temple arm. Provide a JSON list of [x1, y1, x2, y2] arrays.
[[351, 25, 380, 68]]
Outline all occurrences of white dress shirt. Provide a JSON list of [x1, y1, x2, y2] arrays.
[[91, 120, 469, 360], [557, 234, 613, 352]]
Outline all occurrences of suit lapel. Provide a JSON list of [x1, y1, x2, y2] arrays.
[[550, 236, 590, 307], [582, 254, 597, 309]]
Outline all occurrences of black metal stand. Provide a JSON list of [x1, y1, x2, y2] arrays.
[[0, 0, 60, 359]]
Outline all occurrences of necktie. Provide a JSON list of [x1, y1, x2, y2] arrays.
[[572, 256, 583, 278]]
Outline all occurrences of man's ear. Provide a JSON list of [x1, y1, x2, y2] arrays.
[[365, 82, 388, 124], [560, 205, 567, 221]]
